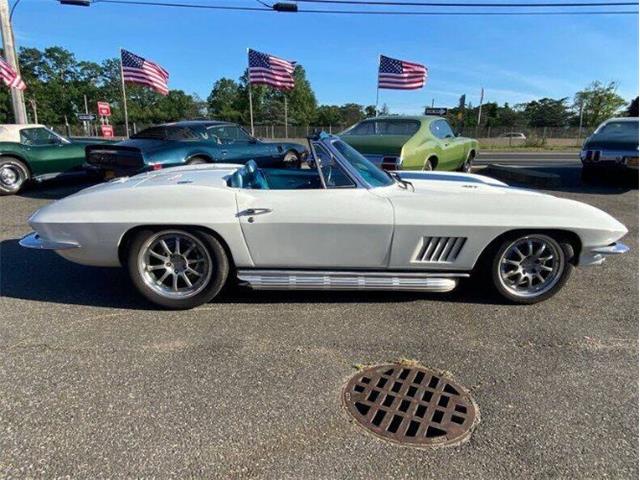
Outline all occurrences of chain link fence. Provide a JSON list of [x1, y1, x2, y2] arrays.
[[51, 122, 593, 147]]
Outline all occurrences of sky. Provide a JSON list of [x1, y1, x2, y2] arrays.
[[12, 0, 640, 113]]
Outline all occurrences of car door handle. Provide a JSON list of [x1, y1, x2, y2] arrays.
[[221, 150, 228, 155], [239, 208, 272, 216]]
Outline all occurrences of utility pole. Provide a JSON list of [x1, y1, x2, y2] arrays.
[[0, 0, 27, 123], [28, 97, 37, 123]]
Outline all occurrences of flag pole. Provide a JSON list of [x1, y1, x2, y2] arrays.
[[247, 48, 255, 136], [284, 95, 288, 139], [375, 55, 381, 116], [119, 48, 129, 138]]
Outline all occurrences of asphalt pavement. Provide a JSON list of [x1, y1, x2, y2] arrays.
[[0, 157, 637, 479]]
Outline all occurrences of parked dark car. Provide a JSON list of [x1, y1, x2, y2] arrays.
[[85, 120, 307, 178], [581, 117, 638, 176]]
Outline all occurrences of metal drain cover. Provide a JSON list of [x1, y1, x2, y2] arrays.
[[343, 364, 478, 447]]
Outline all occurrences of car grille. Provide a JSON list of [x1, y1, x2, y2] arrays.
[[86, 146, 145, 169], [414, 236, 467, 263]]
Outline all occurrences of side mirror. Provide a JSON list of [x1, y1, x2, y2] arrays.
[[249, 138, 258, 144]]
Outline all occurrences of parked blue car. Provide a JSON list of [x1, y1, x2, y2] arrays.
[[85, 120, 307, 178]]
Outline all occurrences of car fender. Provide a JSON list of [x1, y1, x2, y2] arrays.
[[28, 182, 253, 268]]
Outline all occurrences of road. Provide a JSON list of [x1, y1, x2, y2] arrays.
[[476, 151, 580, 166], [0, 161, 637, 479]]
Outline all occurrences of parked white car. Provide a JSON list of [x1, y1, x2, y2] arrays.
[[20, 133, 628, 309]]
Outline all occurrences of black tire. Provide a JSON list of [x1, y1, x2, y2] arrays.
[[127, 228, 229, 310], [489, 233, 574, 304], [187, 156, 209, 166], [458, 152, 474, 173], [282, 150, 300, 169], [423, 157, 435, 171], [0, 156, 30, 195]]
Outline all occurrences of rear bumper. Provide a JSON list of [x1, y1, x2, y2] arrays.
[[580, 149, 639, 170], [579, 242, 630, 266], [19, 232, 79, 250]]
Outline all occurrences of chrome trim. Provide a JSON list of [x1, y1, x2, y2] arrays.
[[591, 242, 629, 255], [19, 232, 80, 250], [237, 269, 467, 292]]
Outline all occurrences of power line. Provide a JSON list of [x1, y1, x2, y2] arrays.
[[94, 0, 639, 13], [294, 0, 637, 7]]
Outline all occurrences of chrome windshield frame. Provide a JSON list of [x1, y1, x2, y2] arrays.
[[310, 134, 393, 190]]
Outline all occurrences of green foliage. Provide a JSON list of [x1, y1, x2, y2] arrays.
[[10, 46, 202, 126], [520, 97, 570, 127], [574, 81, 626, 126]]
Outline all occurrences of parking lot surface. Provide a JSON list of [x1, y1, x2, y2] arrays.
[[0, 162, 637, 478]]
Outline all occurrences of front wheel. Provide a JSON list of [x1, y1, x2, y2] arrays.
[[422, 157, 435, 171], [490, 234, 573, 304], [0, 157, 30, 195], [127, 228, 229, 309]]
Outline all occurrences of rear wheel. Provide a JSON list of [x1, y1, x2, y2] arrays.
[[422, 157, 435, 171], [127, 228, 229, 309], [0, 157, 29, 195], [490, 233, 573, 304]]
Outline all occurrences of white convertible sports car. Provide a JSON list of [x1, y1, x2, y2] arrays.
[[20, 133, 629, 309]]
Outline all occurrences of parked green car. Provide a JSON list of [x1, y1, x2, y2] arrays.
[[0, 124, 111, 195], [340, 115, 478, 172]]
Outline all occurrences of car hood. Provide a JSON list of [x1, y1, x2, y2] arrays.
[[378, 171, 627, 239]]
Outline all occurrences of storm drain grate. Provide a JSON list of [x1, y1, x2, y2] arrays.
[[342, 364, 478, 447]]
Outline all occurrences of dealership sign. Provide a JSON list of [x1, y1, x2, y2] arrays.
[[97, 101, 111, 117], [101, 124, 114, 137], [424, 107, 448, 116]]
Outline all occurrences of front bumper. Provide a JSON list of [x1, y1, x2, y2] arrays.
[[579, 242, 630, 266], [19, 232, 79, 250]]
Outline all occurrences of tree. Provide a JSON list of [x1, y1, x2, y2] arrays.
[[339, 103, 365, 126], [574, 81, 626, 127], [364, 105, 377, 118], [315, 105, 343, 125], [520, 97, 570, 127], [285, 66, 317, 126], [207, 78, 241, 121], [626, 97, 638, 117]]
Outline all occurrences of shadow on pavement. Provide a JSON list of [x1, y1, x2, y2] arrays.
[[18, 175, 98, 200], [481, 164, 638, 195], [1, 238, 501, 310]]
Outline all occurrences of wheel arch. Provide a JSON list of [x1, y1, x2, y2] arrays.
[[472, 228, 582, 271], [0, 152, 32, 177], [426, 154, 439, 169], [185, 152, 214, 163], [118, 224, 237, 270]]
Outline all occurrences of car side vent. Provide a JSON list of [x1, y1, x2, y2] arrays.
[[415, 237, 467, 263]]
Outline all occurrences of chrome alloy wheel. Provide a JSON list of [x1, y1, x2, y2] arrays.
[[0, 164, 22, 188], [497, 235, 565, 298], [137, 231, 213, 299]]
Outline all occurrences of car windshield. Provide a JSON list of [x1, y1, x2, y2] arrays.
[[596, 121, 639, 137], [20, 127, 69, 146], [132, 126, 203, 141], [331, 139, 394, 187]]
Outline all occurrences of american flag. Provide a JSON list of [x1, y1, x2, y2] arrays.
[[0, 57, 26, 91], [121, 49, 169, 95], [248, 49, 295, 91], [378, 55, 427, 90]]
